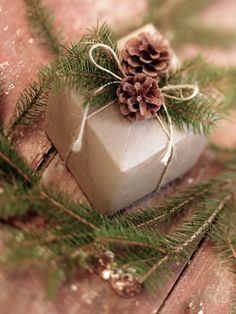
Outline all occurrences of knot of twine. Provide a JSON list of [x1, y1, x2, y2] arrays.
[[71, 43, 199, 191]]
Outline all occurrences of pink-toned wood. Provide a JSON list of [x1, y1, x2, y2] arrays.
[[0, 155, 215, 314], [159, 239, 234, 314], [0, 0, 236, 313], [46, 0, 147, 42], [0, 0, 54, 168], [212, 111, 236, 148], [42, 154, 89, 205], [0, 0, 146, 168], [178, 0, 236, 65]]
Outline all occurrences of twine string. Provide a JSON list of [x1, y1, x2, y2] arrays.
[[69, 42, 199, 195], [154, 84, 199, 191], [88, 43, 126, 81], [72, 80, 120, 153], [155, 104, 174, 191], [161, 84, 199, 101], [72, 102, 90, 153], [72, 43, 127, 153]]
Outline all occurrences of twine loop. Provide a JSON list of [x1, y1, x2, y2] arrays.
[[70, 43, 199, 192]]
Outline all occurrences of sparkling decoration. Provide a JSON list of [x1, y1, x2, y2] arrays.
[[110, 270, 143, 298], [92, 250, 142, 297]]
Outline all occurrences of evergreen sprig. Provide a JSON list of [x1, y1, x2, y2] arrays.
[[1, 123, 236, 299], [163, 55, 235, 134], [7, 0, 61, 136], [1, 1, 236, 304], [8, 20, 235, 137], [49, 22, 120, 107], [24, 0, 61, 55], [7, 78, 51, 135], [45, 25, 233, 136]]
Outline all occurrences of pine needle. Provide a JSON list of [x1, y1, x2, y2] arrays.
[[1, 126, 236, 295], [0, 129, 38, 184], [7, 78, 50, 135], [24, 0, 61, 55]]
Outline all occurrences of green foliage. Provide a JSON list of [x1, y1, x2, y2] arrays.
[[2, 1, 236, 302], [47, 27, 233, 136], [160, 56, 235, 135], [9, 0, 236, 135], [98, 188, 234, 290], [0, 129, 38, 185], [24, 0, 61, 55], [0, 128, 39, 219], [9, 18, 235, 137], [144, 0, 236, 49], [7, 78, 50, 135], [1, 119, 236, 295], [121, 175, 226, 228], [7, 0, 61, 136], [50, 22, 120, 107], [0, 180, 37, 219]]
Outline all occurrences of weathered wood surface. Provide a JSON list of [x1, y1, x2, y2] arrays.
[[0, 0, 236, 313], [159, 239, 234, 314]]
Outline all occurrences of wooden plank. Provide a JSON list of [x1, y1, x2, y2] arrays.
[[0, 0, 55, 168], [156, 114, 236, 314], [1, 0, 236, 313], [0, 0, 146, 168], [158, 239, 234, 314], [37, 84, 236, 312], [0, 154, 212, 314]]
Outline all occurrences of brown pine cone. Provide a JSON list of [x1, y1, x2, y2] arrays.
[[121, 32, 171, 78], [117, 73, 164, 122]]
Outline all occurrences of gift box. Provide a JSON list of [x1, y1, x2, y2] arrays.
[[44, 24, 206, 214]]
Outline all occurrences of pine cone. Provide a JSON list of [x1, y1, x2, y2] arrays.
[[117, 73, 164, 121], [121, 32, 171, 78]]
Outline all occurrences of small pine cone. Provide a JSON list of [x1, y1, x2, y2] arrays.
[[117, 73, 164, 121], [121, 32, 172, 78]]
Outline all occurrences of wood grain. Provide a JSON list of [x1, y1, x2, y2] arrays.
[[1, 0, 236, 313], [0, 0, 146, 168], [159, 239, 233, 314]]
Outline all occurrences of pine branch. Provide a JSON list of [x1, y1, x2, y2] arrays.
[[0, 129, 38, 184], [161, 56, 234, 135], [144, 0, 236, 49], [40, 190, 97, 230], [165, 96, 218, 135], [7, 78, 50, 135], [0, 180, 39, 219], [50, 22, 120, 102], [7, 1, 61, 134], [2, 132, 236, 295], [24, 0, 61, 55], [125, 176, 225, 229], [0, 128, 103, 234], [139, 194, 232, 286], [7, 23, 120, 132]]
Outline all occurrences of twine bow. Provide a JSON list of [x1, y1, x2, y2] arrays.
[[71, 43, 199, 191]]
